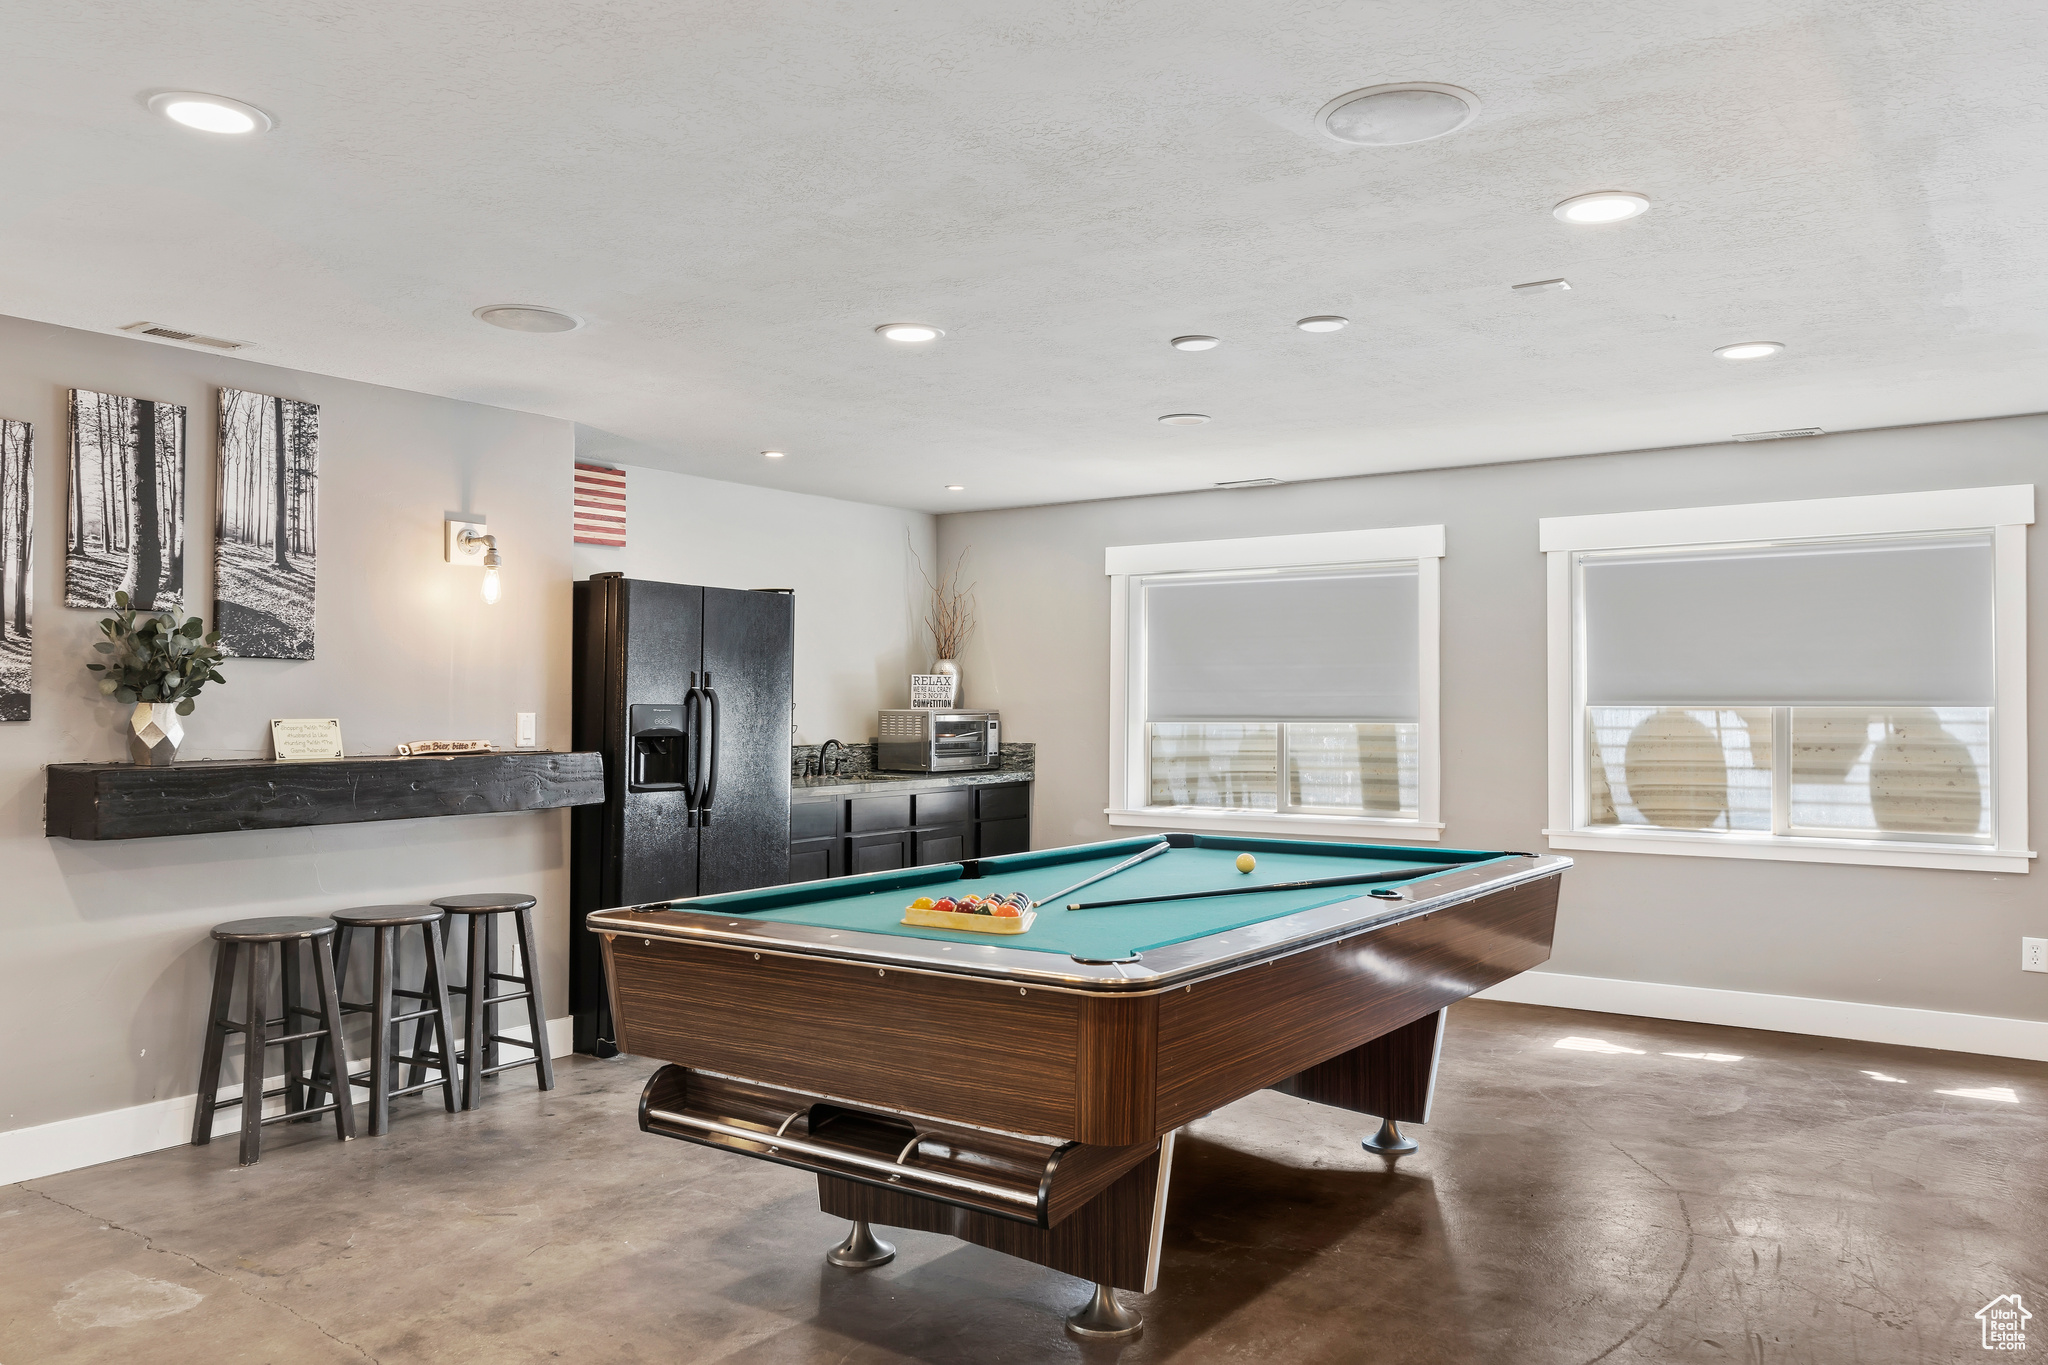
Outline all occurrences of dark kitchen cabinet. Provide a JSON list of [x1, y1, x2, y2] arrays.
[[789, 836, 844, 883], [790, 780, 1030, 880], [913, 825, 972, 865], [848, 829, 913, 875]]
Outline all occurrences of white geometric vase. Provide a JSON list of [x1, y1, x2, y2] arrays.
[[129, 703, 185, 766]]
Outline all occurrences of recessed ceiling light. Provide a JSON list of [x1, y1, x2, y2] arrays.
[[1552, 191, 1651, 225], [474, 305, 583, 333], [761, 450, 786, 459], [1511, 278, 1571, 293], [1216, 478, 1285, 488], [876, 323, 943, 342], [1171, 336, 1221, 351], [1316, 83, 1481, 146], [944, 484, 965, 491], [1296, 316, 1349, 333], [147, 91, 273, 135], [1715, 341, 1785, 361], [1158, 413, 1210, 425]]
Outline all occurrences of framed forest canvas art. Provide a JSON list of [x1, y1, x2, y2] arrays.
[[0, 418, 29, 721], [216, 389, 318, 659], [65, 390, 187, 611]]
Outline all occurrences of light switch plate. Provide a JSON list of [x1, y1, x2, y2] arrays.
[[516, 712, 536, 747], [446, 517, 488, 565]]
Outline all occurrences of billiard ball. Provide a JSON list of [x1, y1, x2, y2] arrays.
[[1236, 853, 1256, 873]]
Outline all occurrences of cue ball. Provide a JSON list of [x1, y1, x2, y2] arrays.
[[1236, 853, 1256, 873]]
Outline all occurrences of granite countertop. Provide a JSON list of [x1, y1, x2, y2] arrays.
[[789, 740, 1032, 798], [791, 767, 1031, 797]]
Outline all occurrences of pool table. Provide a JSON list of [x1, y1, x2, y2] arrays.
[[589, 832, 1567, 1338]]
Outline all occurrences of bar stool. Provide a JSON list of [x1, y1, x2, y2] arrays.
[[431, 893, 556, 1110], [192, 917, 356, 1164], [308, 905, 460, 1136]]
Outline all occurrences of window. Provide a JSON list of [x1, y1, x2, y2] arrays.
[[1543, 487, 2033, 871], [1107, 526, 1443, 838]]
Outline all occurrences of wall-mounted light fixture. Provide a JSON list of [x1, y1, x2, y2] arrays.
[[445, 517, 504, 605]]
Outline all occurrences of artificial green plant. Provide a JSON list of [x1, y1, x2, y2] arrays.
[[87, 591, 227, 715]]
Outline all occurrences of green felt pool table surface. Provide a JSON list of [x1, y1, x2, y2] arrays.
[[667, 834, 1515, 962]]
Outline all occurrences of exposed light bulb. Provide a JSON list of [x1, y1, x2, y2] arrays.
[[481, 566, 501, 605]]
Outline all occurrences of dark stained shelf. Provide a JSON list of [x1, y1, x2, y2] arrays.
[[46, 750, 605, 841]]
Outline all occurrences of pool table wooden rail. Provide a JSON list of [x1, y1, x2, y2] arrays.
[[599, 866, 1562, 1146]]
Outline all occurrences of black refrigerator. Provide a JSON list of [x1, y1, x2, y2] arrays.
[[571, 574, 794, 1056]]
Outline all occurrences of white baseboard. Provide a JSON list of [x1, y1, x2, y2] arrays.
[[0, 1016, 577, 1187], [1477, 971, 2048, 1063]]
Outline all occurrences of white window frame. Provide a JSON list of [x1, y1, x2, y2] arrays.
[[1105, 525, 1444, 840], [1542, 486, 2035, 872]]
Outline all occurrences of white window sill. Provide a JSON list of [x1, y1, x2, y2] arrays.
[[1107, 807, 1445, 841], [1543, 827, 2035, 873]]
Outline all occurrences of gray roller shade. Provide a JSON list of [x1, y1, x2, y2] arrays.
[[1582, 533, 1995, 706], [1145, 567, 1419, 722]]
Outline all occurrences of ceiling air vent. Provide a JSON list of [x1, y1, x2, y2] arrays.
[[120, 321, 249, 351], [1215, 478, 1286, 489], [1732, 428, 1824, 442]]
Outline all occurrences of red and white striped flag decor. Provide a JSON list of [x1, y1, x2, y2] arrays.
[[573, 463, 626, 547]]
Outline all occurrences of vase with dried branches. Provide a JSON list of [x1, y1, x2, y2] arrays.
[[914, 544, 976, 699]]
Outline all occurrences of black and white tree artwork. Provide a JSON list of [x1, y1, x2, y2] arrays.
[[215, 389, 318, 659], [65, 390, 187, 611], [0, 418, 30, 721]]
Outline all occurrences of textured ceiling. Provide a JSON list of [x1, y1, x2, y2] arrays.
[[1, 0, 2044, 511]]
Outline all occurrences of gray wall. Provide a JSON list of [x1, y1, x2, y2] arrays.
[[938, 415, 2048, 1025], [0, 314, 575, 1133], [568, 446, 938, 745]]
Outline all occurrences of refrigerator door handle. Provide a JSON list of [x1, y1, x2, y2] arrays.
[[698, 679, 721, 824], [681, 676, 703, 826]]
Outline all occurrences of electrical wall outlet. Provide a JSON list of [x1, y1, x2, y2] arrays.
[[2024, 937, 2048, 974], [516, 712, 536, 748]]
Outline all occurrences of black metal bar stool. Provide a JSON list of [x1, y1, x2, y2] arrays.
[[308, 905, 460, 1136], [192, 916, 355, 1164], [431, 893, 556, 1110]]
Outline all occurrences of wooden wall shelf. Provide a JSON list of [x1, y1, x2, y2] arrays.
[[46, 750, 605, 841]]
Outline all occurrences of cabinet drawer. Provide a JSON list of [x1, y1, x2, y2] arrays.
[[977, 783, 1030, 821], [848, 830, 911, 875], [914, 789, 971, 827], [788, 837, 842, 884], [913, 825, 971, 866], [790, 800, 840, 840], [848, 794, 913, 834], [977, 817, 1030, 857]]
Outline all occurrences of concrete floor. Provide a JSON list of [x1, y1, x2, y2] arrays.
[[2, 1000, 2042, 1365]]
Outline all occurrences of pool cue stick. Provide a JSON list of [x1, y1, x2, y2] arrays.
[[1066, 864, 1461, 911], [1037, 840, 1173, 910]]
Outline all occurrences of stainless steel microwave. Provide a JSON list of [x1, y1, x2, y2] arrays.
[[876, 710, 1001, 772]]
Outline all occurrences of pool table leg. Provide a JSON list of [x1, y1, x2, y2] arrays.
[[826, 1219, 897, 1269], [1270, 1007, 1447, 1155]]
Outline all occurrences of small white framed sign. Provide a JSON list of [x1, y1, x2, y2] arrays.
[[909, 674, 958, 709], [270, 718, 344, 762]]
